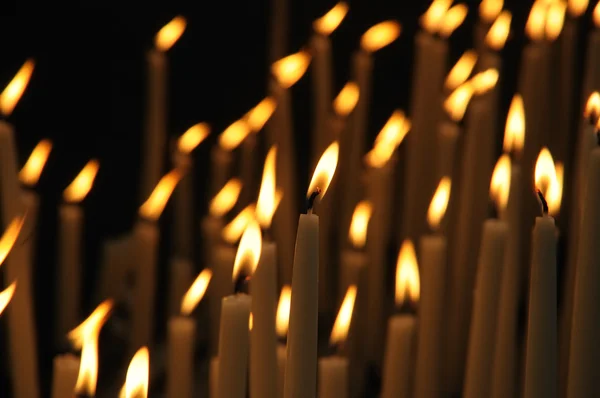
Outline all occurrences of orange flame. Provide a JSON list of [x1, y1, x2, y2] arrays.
[[427, 177, 452, 230], [594, 1, 600, 27], [470, 68, 499, 95], [19, 139, 52, 187], [421, 0, 453, 33], [256, 147, 279, 229], [307, 141, 339, 201], [568, 0, 589, 17], [218, 119, 252, 151], [480, 0, 504, 22], [546, 1, 567, 41], [535, 147, 563, 215], [276, 286, 292, 338], [155, 16, 186, 51], [329, 285, 357, 345], [485, 11, 512, 50], [439, 4, 469, 38], [232, 220, 262, 280], [0, 282, 16, 316], [0, 59, 35, 117], [584, 91, 600, 123], [313, 2, 349, 36], [395, 240, 420, 306], [444, 82, 474, 122], [333, 82, 360, 117], [139, 169, 182, 221], [445, 50, 478, 91], [222, 204, 256, 244], [125, 347, 150, 398], [272, 51, 311, 89], [177, 123, 210, 154], [526, 1, 547, 41], [0, 216, 26, 267], [180, 269, 212, 316], [348, 201, 373, 249], [490, 154, 512, 212], [365, 111, 410, 168], [504, 94, 525, 156], [360, 21, 401, 52], [209, 178, 242, 218], [63, 160, 100, 203], [246, 98, 277, 132]]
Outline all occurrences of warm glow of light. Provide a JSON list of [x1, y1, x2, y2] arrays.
[[348, 201, 373, 249], [180, 269, 212, 316], [480, 0, 504, 22], [365, 111, 410, 168], [313, 2, 349, 36], [138, 169, 181, 221], [421, 0, 453, 33], [470, 68, 499, 95], [222, 204, 256, 244], [209, 179, 243, 217], [67, 300, 114, 349], [395, 240, 420, 306], [546, 1, 567, 41], [0, 59, 35, 117], [218, 119, 252, 151], [526, 2, 547, 40], [535, 148, 563, 215], [485, 11, 512, 50], [125, 347, 150, 398], [74, 333, 100, 395], [584, 91, 600, 122], [276, 286, 292, 338], [232, 220, 262, 280], [568, 0, 589, 17], [329, 285, 357, 345], [249, 313, 253, 331], [445, 50, 478, 91], [256, 147, 279, 229], [0, 282, 16, 316], [63, 160, 100, 203], [444, 83, 474, 122], [439, 4, 469, 38], [333, 82, 360, 117], [427, 177, 451, 230], [0, 216, 25, 267], [19, 139, 52, 187], [504, 94, 525, 155], [594, 1, 600, 26], [490, 155, 512, 212], [177, 123, 210, 154], [246, 98, 277, 132], [360, 21, 401, 52], [271, 51, 311, 89], [307, 141, 339, 200], [155, 16, 186, 51]]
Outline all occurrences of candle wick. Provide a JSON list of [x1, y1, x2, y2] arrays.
[[234, 273, 251, 294], [306, 188, 322, 214], [536, 189, 549, 216]]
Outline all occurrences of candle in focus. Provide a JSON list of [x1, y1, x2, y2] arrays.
[[124, 346, 150, 398], [276, 286, 291, 398], [50, 354, 80, 398]]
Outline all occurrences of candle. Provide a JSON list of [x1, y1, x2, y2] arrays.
[[132, 169, 181, 350], [140, 17, 185, 199], [51, 354, 80, 398], [474, 0, 504, 54], [57, 160, 99, 340], [381, 241, 419, 398], [444, 50, 477, 96], [210, 357, 219, 398], [480, 10, 511, 74], [124, 346, 150, 398], [211, 119, 251, 198], [276, 286, 291, 398], [167, 269, 212, 398], [267, 0, 288, 63], [167, 257, 193, 317], [414, 178, 450, 398], [97, 233, 132, 302], [284, 142, 338, 398]]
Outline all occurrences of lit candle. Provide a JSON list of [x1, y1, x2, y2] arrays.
[[444, 49, 477, 96], [57, 160, 99, 340], [284, 142, 338, 398], [480, 10, 511, 73], [140, 17, 185, 199], [50, 354, 80, 398], [276, 286, 291, 398], [167, 269, 212, 398], [131, 169, 181, 350], [124, 346, 150, 398], [381, 241, 419, 398], [97, 234, 132, 302], [474, 0, 504, 53], [211, 118, 252, 198], [318, 285, 357, 398], [414, 178, 450, 398]]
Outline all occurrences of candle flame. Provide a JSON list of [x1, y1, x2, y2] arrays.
[[276, 285, 292, 338], [19, 139, 52, 187], [568, 0, 589, 16], [63, 160, 100, 203], [348, 200, 373, 249], [155, 16, 186, 51], [421, 0, 453, 33], [0, 282, 16, 316], [526, 2, 547, 40], [271, 51, 311, 89], [313, 2, 349, 36], [333, 82, 360, 117], [222, 204, 256, 244], [209, 178, 242, 218], [365, 111, 410, 168], [125, 347, 150, 398], [67, 299, 114, 349], [232, 220, 262, 281], [246, 97, 277, 132], [307, 141, 339, 200], [329, 285, 357, 345], [535, 147, 563, 215], [546, 1, 567, 41], [594, 1, 600, 26], [470, 68, 499, 95], [0, 59, 35, 117], [485, 10, 512, 50], [490, 155, 512, 212], [439, 4, 469, 38], [138, 169, 182, 221], [480, 0, 504, 22], [360, 21, 401, 52], [395, 240, 420, 306], [177, 123, 210, 154], [445, 50, 478, 91], [180, 269, 212, 316], [427, 177, 452, 230], [584, 91, 600, 123], [249, 312, 253, 331], [218, 119, 252, 151], [444, 82, 474, 122], [504, 94, 526, 155], [256, 147, 280, 229], [0, 216, 26, 267]]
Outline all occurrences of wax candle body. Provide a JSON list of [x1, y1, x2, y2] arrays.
[[209, 244, 235, 355], [250, 242, 278, 398], [381, 315, 416, 398], [173, 151, 194, 259], [310, 34, 333, 166], [284, 214, 319, 398], [210, 146, 232, 199], [268, 0, 288, 63], [240, 133, 257, 206], [318, 356, 348, 398], [50, 354, 80, 398], [277, 345, 287, 398], [168, 257, 193, 317], [524, 216, 557, 398], [97, 234, 132, 302], [210, 357, 219, 398], [167, 316, 196, 398], [217, 294, 251, 398], [21, 190, 40, 273], [414, 235, 447, 398], [201, 216, 224, 269], [437, 121, 460, 180]]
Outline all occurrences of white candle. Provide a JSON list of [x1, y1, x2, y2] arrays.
[[318, 357, 348, 398], [210, 357, 220, 398], [277, 345, 287, 398], [51, 354, 80, 398], [209, 244, 236, 355], [97, 234, 132, 302], [167, 257, 193, 317]]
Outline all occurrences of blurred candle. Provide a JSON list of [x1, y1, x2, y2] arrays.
[[50, 354, 80, 398], [57, 160, 99, 340], [124, 346, 150, 398], [209, 357, 219, 398], [141, 17, 185, 199], [480, 10, 511, 74], [211, 118, 251, 198], [474, 0, 504, 53], [276, 286, 291, 398]]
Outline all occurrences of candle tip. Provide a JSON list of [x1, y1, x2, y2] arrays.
[[306, 187, 322, 214], [536, 189, 549, 216], [234, 273, 251, 294]]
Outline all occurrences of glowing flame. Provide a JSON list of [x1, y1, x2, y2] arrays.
[[480, 0, 504, 22], [0, 216, 26, 267], [313, 2, 349, 36], [333, 82, 360, 117], [546, 1, 567, 41], [222, 204, 256, 244], [444, 82, 474, 122], [535, 148, 563, 215], [365, 111, 410, 168], [348, 201, 373, 249], [19, 139, 52, 187], [421, 0, 453, 33], [0, 59, 35, 117], [395, 240, 420, 306], [584, 91, 600, 123], [180, 269, 212, 316], [209, 179, 242, 218], [276, 286, 292, 338], [360, 21, 401, 52], [256, 147, 279, 229], [249, 313, 253, 331], [271, 51, 311, 89], [63, 160, 100, 203], [490, 155, 512, 212], [504, 94, 525, 155], [427, 177, 452, 230], [246, 98, 277, 132], [155, 16, 186, 51], [568, 0, 589, 17], [486, 11, 512, 50], [232, 220, 262, 280], [218, 119, 252, 151], [0, 282, 16, 316], [470, 68, 499, 95], [125, 347, 150, 398], [594, 1, 600, 26], [329, 285, 357, 346], [526, 2, 547, 41], [67, 300, 114, 349], [177, 123, 210, 154], [307, 141, 339, 200], [439, 4, 469, 38], [138, 169, 181, 221], [445, 50, 478, 91]]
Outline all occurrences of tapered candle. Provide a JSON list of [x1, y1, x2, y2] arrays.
[[276, 286, 291, 398], [124, 346, 150, 398], [140, 17, 185, 200], [381, 241, 419, 398], [284, 142, 339, 398], [132, 170, 181, 350], [167, 257, 193, 317], [475, 0, 504, 53], [97, 234, 132, 302], [167, 269, 212, 398], [51, 354, 80, 398]]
